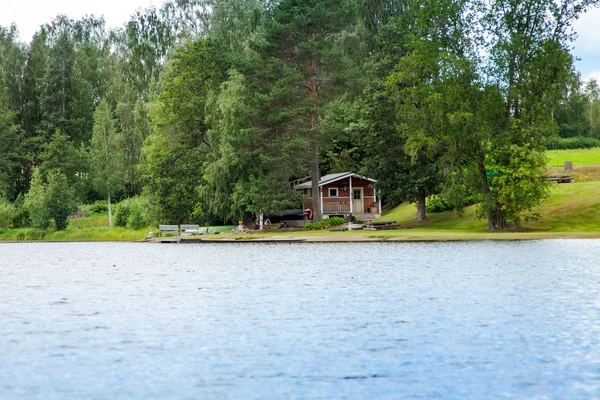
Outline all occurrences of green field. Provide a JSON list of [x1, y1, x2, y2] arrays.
[[373, 181, 600, 233], [546, 147, 600, 167]]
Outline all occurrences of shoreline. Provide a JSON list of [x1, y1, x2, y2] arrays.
[[2, 230, 600, 243]]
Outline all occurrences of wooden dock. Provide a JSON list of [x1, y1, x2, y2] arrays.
[[157, 225, 180, 243]]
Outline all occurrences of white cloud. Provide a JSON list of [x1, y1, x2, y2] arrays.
[[573, 8, 600, 55], [581, 70, 600, 84]]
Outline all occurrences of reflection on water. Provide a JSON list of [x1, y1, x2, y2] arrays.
[[1, 240, 600, 399]]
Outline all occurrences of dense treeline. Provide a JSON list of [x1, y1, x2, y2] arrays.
[[0, 0, 598, 231]]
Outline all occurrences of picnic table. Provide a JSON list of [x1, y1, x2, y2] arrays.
[[545, 175, 574, 183]]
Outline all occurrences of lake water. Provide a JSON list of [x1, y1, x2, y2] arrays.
[[1, 240, 600, 399]]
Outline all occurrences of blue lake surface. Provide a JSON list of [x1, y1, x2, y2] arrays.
[[1, 240, 600, 399]]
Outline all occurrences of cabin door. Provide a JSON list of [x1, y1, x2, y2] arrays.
[[352, 188, 364, 214]]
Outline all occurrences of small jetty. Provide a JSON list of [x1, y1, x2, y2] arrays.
[[157, 224, 236, 243]]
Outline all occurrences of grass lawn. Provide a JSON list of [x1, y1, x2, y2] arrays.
[[0, 213, 153, 241], [546, 147, 600, 167], [368, 181, 600, 234]]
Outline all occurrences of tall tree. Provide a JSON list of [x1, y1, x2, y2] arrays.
[[0, 88, 23, 200], [257, 0, 360, 221], [40, 21, 76, 141], [90, 100, 124, 226], [140, 38, 229, 224]]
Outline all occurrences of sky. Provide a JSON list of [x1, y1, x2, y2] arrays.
[[1, 0, 599, 81]]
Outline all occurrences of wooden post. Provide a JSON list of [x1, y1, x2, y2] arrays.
[[564, 161, 573, 171], [373, 186, 377, 213], [320, 187, 324, 220], [378, 195, 382, 216], [349, 175, 353, 214]]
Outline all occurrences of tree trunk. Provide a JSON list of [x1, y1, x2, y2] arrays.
[[477, 156, 496, 230], [259, 212, 264, 231], [310, 141, 322, 221], [415, 188, 426, 224], [477, 156, 508, 230], [108, 193, 113, 227]]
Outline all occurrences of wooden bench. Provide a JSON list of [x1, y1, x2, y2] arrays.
[[180, 224, 206, 238], [158, 225, 180, 243]]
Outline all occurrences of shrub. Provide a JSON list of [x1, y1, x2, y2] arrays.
[[425, 196, 451, 213], [87, 200, 108, 214], [303, 216, 347, 230], [114, 196, 151, 229], [0, 198, 15, 228], [24, 170, 50, 229], [545, 136, 600, 150], [24, 169, 76, 230], [12, 194, 29, 228], [426, 195, 478, 214]]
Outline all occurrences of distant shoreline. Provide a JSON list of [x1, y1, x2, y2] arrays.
[[2, 230, 600, 243]]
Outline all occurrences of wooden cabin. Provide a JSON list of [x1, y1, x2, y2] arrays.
[[295, 172, 381, 220]]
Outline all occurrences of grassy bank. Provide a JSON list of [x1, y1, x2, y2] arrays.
[[0, 213, 152, 241], [372, 181, 600, 233], [1, 148, 599, 242]]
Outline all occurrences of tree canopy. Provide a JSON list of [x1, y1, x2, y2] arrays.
[[0, 0, 598, 230]]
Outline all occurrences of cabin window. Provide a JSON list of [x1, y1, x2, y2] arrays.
[[328, 188, 338, 197]]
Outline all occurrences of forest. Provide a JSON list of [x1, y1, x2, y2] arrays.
[[0, 0, 599, 232]]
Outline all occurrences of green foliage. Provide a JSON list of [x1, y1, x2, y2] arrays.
[[0, 85, 23, 200], [85, 200, 109, 214], [545, 136, 600, 150], [0, 197, 16, 228], [483, 123, 551, 226], [45, 170, 77, 230], [38, 129, 89, 200], [24, 169, 50, 229], [90, 100, 124, 200], [114, 196, 153, 229], [303, 216, 347, 231], [24, 169, 76, 230], [426, 195, 478, 214], [140, 38, 229, 225], [426, 196, 451, 213]]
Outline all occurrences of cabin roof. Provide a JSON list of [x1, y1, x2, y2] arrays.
[[295, 172, 376, 190]]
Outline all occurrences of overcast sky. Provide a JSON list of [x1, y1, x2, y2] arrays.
[[1, 0, 599, 81]]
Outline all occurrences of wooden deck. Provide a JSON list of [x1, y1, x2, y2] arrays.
[[157, 225, 180, 243]]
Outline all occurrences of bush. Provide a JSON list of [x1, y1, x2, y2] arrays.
[[426, 195, 478, 214], [86, 200, 108, 214], [0, 198, 15, 228], [545, 136, 600, 150], [425, 196, 451, 213], [114, 196, 151, 229], [303, 216, 347, 230], [24, 169, 76, 230]]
